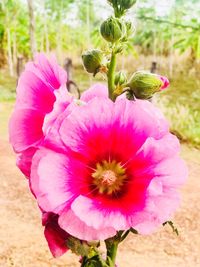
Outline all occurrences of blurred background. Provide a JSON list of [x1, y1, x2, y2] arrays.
[[0, 0, 200, 147], [0, 1, 200, 267]]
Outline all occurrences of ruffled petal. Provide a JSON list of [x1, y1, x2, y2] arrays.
[[16, 147, 37, 178], [59, 208, 116, 241], [81, 83, 108, 103], [127, 189, 181, 235], [43, 86, 73, 135], [9, 108, 44, 153], [30, 149, 74, 212], [26, 53, 67, 89], [16, 70, 56, 113], [59, 97, 114, 160], [71, 195, 130, 231], [59, 98, 169, 163], [126, 133, 181, 183], [151, 157, 188, 187]]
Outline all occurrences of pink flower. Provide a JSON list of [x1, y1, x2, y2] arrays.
[[9, 53, 187, 259], [9, 53, 71, 177], [30, 94, 187, 241]]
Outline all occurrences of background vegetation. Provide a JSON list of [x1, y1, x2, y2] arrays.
[[0, 0, 200, 147]]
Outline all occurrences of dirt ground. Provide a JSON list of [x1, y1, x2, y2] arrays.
[[0, 103, 200, 267]]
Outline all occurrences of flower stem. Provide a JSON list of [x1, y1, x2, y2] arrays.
[[80, 256, 87, 267], [107, 51, 117, 100], [106, 241, 119, 266]]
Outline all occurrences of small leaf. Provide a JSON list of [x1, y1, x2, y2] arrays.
[[130, 228, 138, 234], [163, 221, 179, 236]]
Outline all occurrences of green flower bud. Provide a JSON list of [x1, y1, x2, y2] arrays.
[[100, 17, 125, 43], [115, 71, 127, 86], [108, 0, 137, 17], [127, 71, 164, 99], [119, 0, 137, 9], [82, 49, 104, 75]]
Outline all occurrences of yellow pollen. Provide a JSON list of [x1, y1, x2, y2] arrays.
[[101, 170, 117, 185]]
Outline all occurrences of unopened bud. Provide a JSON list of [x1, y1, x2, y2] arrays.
[[100, 17, 125, 43], [115, 71, 127, 86], [108, 0, 137, 17], [127, 71, 169, 99], [82, 49, 105, 75], [120, 0, 137, 9]]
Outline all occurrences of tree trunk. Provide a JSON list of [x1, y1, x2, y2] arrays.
[[56, 1, 63, 63], [86, 0, 91, 48], [27, 0, 37, 58], [44, 14, 49, 53], [169, 28, 174, 78], [2, 0, 14, 76], [42, 0, 49, 53], [7, 27, 14, 76], [13, 21, 17, 67]]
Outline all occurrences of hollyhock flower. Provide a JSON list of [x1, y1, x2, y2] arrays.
[[9, 53, 71, 177], [30, 95, 187, 241]]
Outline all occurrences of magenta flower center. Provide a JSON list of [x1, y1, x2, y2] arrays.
[[92, 160, 127, 195]]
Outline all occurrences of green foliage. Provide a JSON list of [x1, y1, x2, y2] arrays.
[[134, 0, 200, 59], [0, 0, 199, 63], [155, 75, 200, 148]]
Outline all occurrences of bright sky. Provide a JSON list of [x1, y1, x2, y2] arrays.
[[20, 0, 176, 25], [97, 0, 175, 17], [153, 0, 175, 16], [64, 0, 176, 27]]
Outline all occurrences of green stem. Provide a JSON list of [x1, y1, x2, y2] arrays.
[[107, 51, 117, 100], [106, 242, 119, 266], [80, 256, 87, 267]]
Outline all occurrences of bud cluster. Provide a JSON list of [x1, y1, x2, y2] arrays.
[[81, 0, 169, 102]]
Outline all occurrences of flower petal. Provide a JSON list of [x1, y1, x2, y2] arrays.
[[59, 97, 114, 159], [43, 213, 69, 257], [59, 98, 169, 162], [9, 108, 44, 153], [16, 147, 37, 178], [30, 149, 74, 213], [81, 83, 108, 103], [59, 208, 116, 241], [26, 53, 67, 89], [71, 195, 130, 230], [16, 71, 56, 113]]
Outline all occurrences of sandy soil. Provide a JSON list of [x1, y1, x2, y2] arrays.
[[0, 103, 200, 267]]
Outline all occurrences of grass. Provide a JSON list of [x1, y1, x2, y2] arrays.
[[0, 67, 199, 148], [0, 70, 16, 101], [155, 75, 200, 148]]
